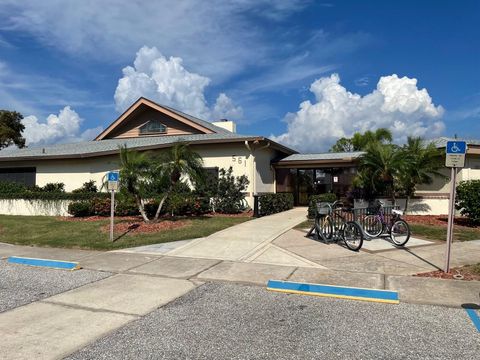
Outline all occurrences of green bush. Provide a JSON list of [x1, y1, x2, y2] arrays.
[[72, 180, 98, 193], [68, 201, 94, 217], [257, 193, 294, 217], [456, 180, 480, 224], [308, 193, 337, 218], [211, 167, 249, 214], [41, 182, 65, 192], [0, 180, 27, 194]]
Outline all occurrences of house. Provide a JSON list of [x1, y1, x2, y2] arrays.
[[0, 97, 295, 210], [0, 97, 479, 216]]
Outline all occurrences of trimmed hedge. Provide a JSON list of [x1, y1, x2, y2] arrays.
[[456, 180, 480, 224], [308, 193, 337, 218], [0, 180, 107, 201], [257, 193, 294, 217]]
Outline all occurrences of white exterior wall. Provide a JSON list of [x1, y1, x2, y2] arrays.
[[0, 142, 279, 215], [34, 156, 120, 191], [0, 199, 71, 216]]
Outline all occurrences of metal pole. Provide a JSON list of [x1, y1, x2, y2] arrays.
[[444, 167, 457, 273], [110, 189, 115, 242]]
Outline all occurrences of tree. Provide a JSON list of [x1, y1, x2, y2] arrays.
[[351, 128, 393, 150], [329, 128, 392, 152], [0, 110, 26, 149], [151, 143, 204, 221], [118, 145, 152, 222], [397, 137, 445, 211], [357, 142, 405, 202], [329, 137, 354, 152]]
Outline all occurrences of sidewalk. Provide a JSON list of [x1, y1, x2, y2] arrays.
[[1, 240, 479, 359]]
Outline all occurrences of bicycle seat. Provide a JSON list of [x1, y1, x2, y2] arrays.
[[392, 209, 403, 216]]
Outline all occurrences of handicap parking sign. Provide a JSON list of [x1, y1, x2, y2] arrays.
[[445, 141, 467, 168], [446, 141, 467, 154], [107, 172, 119, 182], [107, 171, 119, 190]]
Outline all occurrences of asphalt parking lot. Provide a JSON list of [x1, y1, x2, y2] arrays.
[[68, 282, 480, 360], [0, 259, 111, 313]]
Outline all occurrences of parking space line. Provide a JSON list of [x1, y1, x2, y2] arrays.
[[267, 279, 399, 304], [7, 256, 80, 270], [465, 308, 480, 332]]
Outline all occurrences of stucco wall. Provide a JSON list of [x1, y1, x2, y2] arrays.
[[0, 142, 280, 211], [0, 199, 71, 216]]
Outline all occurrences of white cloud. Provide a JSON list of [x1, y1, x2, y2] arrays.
[[0, 1, 307, 80], [22, 106, 102, 146], [272, 73, 445, 152], [114, 46, 243, 121]]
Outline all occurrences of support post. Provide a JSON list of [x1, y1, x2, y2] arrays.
[[110, 189, 115, 242], [444, 167, 457, 273]]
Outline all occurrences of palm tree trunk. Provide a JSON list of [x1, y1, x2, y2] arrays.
[[134, 194, 150, 223], [153, 189, 171, 222], [404, 195, 410, 213]]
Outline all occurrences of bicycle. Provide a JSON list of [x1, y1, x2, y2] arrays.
[[309, 200, 364, 251], [363, 200, 411, 246]]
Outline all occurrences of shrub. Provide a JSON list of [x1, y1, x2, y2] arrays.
[[41, 182, 65, 192], [211, 167, 249, 214], [456, 180, 480, 224], [68, 201, 94, 217], [257, 193, 294, 217], [72, 180, 98, 193], [0, 180, 27, 194], [308, 193, 337, 218], [116, 196, 139, 216]]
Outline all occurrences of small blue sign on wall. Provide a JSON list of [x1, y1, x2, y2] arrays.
[[107, 172, 119, 181], [446, 141, 467, 154]]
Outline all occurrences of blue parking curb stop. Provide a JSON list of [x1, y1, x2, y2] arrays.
[[465, 308, 480, 332], [267, 280, 399, 304], [7, 256, 80, 270]]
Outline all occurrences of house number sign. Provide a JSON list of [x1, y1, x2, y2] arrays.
[[232, 156, 246, 166]]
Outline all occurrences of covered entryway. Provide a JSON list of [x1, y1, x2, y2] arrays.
[[272, 152, 364, 205]]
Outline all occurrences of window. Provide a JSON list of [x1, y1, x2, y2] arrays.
[[0, 167, 36, 187], [139, 120, 167, 135]]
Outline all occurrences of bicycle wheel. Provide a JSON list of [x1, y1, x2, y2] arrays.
[[315, 216, 333, 240], [390, 219, 410, 246], [363, 215, 383, 238], [342, 221, 364, 251]]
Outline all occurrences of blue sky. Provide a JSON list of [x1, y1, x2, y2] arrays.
[[0, 1, 479, 152]]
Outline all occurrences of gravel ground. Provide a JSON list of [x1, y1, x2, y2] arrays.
[[68, 282, 480, 360], [0, 259, 112, 312]]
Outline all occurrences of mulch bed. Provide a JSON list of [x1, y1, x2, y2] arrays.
[[415, 267, 480, 281], [101, 219, 190, 234], [404, 215, 478, 228]]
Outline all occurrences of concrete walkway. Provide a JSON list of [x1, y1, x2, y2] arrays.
[[117, 207, 320, 268], [1, 239, 480, 359]]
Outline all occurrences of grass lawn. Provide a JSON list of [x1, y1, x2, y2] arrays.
[[0, 215, 250, 250], [410, 224, 480, 242]]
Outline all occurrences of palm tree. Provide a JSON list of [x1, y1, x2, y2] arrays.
[[398, 137, 445, 211], [351, 128, 393, 150], [358, 142, 405, 202], [152, 143, 204, 221], [118, 145, 152, 222]]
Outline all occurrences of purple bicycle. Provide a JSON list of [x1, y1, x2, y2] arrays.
[[363, 200, 411, 246]]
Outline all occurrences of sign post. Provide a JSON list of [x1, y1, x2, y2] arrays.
[[106, 172, 119, 242], [444, 141, 467, 273]]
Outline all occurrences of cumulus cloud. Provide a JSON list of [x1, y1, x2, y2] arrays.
[[22, 106, 102, 146], [114, 46, 243, 121], [272, 73, 445, 152]]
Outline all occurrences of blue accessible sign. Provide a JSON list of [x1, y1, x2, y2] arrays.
[[107, 171, 119, 191], [107, 171, 119, 182], [445, 141, 467, 168]]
